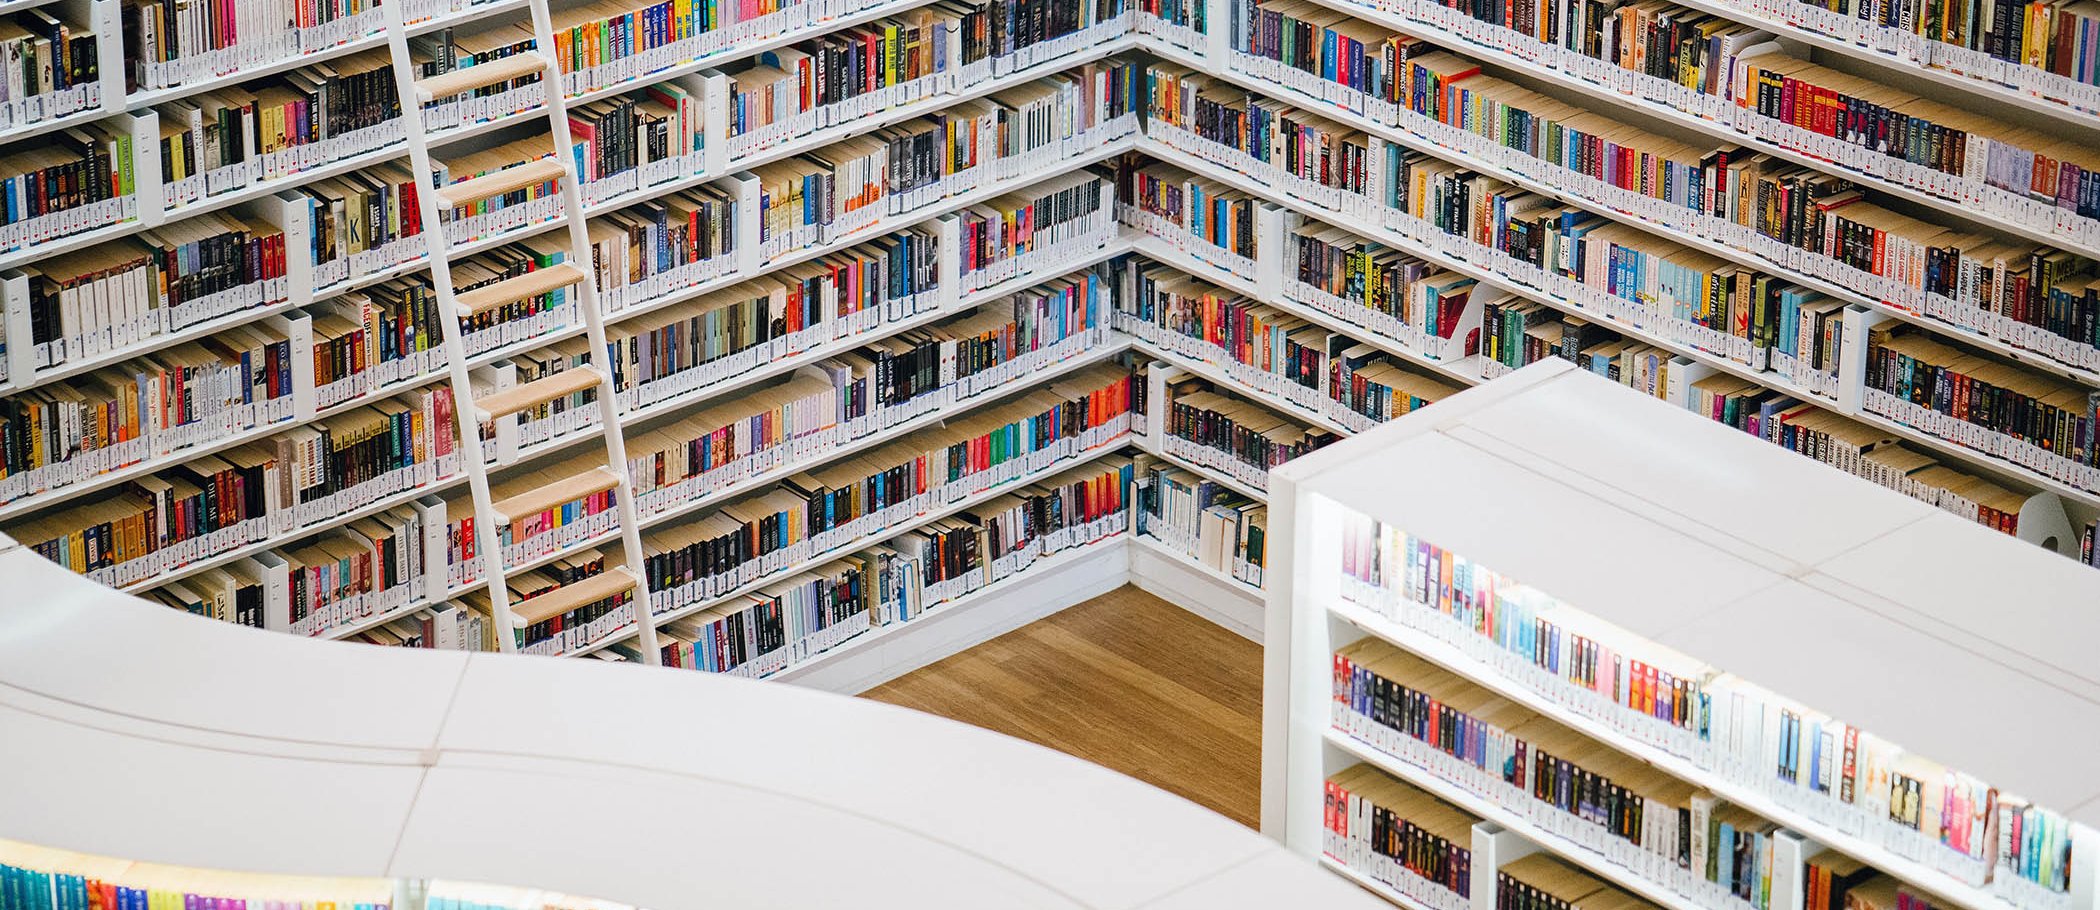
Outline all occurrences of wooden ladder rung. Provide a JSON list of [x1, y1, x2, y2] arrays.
[[454, 262, 586, 316], [433, 157, 567, 209], [509, 567, 643, 626], [475, 367, 604, 422], [414, 52, 551, 102], [491, 466, 622, 526]]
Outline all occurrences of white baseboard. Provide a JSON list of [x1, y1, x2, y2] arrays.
[[1127, 536, 1266, 643], [780, 538, 1134, 694], [779, 535, 1268, 694]]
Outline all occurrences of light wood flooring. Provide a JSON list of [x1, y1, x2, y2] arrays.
[[860, 585, 1263, 827]]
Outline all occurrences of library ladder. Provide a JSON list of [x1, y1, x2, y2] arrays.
[[378, 0, 664, 663]]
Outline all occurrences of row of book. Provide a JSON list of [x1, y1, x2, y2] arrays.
[[249, 346, 1132, 647], [1717, 0, 2100, 104], [0, 840, 393, 910], [5, 37, 1097, 383], [108, 239, 1096, 637], [0, 118, 138, 256], [627, 360, 1132, 635], [1285, 207, 1847, 414], [1689, 379, 2042, 536], [1268, 194, 2076, 551], [1210, 9, 2100, 378], [7, 52, 1131, 396], [147, 500, 431, 636], [105, 245, 1332, 635], [0, 9, 103, 133], [1201, 7, 2100, 376], [720, 11, 983, 156], [1324, 764, 1476, 910], [1138, 89, 2089, 570], [120, 0, 403, 92], [1285, 220, 1477, 367], [1132, 458, 1265, 587], [567, 83, 708, 208], [0, 109, 1128, 505], [458, 359, 1132, 656], [1139, 67, 2100, 501], [1495, 853, 1654, 910], [1116, 157, 1260, 282], [152, 47, 403, 211], [1120, 204, 1463, 430], [19, 14, 1129, 336], [494, 225, 925, 455], [8, 208, 292, 383], [1333, 635, 1788, 910], [0, 230, 574, 505], [746, 63, 1132, 265], [591, 227, 935, 415], [10, 384, 459, 591], [611, 455, 1130, 671], [1323, 760, 1950, 910], [954, 150, 1128, 290], [1230, 0, 2100, 262], [1159, 372, 1338, 491], [1335, 518, 2078, 901], [1, 176, 1125, 615], [455, 270, 1109, 591], [544, 0, 1130, 101], [1862, 322, 2100, 493], [1807, 851, 1948, 910], [352, 450, 1132, 656]]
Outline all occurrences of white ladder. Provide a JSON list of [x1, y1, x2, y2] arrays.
[[379, 0, 663, 664]]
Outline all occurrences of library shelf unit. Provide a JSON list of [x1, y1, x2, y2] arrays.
[[1138, 37, 2100, 391], [1259, 357, 2100, 910], [0, 0, 2094, 795], [0, 535, 1389, 910], [1122, 129, 2100, 556]]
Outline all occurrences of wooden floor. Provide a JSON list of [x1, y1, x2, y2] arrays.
[[861, 585, 1264, 827]]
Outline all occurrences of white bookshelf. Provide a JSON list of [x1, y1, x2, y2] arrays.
[[1261, 357, 2100, 910]]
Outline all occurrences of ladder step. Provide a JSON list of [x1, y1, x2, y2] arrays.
[[455, 262, 587, 317], [474, 367, 604, 422], [433, 158, 567, 209], [510, 567, 644, 626], [491, 465, 622, 526], [414, 52, 552, 102]]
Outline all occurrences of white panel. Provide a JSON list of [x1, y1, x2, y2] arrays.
[[437, 654, 1276, 910], [0, 551, 466, 749], [1659, 580, 2100, 814], [1816, 520, 2100, 698], [394, 759, 1080, 910], [1334, 432, 1775, 639], [1455, 373, 1933, 568], [1132, 850, 1391, 910], [0, 701, 422, 877]]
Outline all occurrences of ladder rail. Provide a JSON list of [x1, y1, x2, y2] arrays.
[[381, 0, 522, 653], [525, 0, 666, 666]]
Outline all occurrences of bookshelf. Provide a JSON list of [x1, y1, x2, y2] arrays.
[[1261, 358, 2100, 910], [0, 538, 1387, 910], [0, 0, 2088, 825]]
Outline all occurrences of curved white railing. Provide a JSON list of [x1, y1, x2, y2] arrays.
[[0, 537, 1374, 910]]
